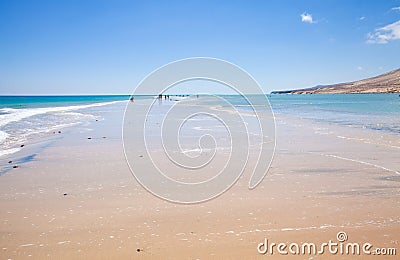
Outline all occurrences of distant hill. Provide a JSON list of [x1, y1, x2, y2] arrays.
[[272, 68, 400, 94]]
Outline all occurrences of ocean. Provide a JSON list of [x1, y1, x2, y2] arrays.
[[204, 93, 400, 134], [0, 94, 399, 158], [0, 95, 131, 157], [268, 94, 400, 133]]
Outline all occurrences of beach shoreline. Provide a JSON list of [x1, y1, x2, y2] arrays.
[[0, 99, 399, 259]]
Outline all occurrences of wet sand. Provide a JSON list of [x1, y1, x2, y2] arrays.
[[0, 101, 399, 259]]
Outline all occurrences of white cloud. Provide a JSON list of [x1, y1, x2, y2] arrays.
[[367, 20, 400, 44], [359, 16, 366, 21], [391, 7, 400, 11], [301, 13, 315, 24], [357, 66, 363, 70]]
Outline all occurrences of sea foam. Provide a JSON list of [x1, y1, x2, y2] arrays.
[[0, 100, 125, 157]]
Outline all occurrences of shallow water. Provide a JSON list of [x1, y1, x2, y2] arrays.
[[1, 94, 399, 158]]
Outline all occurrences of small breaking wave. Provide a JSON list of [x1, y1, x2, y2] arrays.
[[0, 100, 125, 158]]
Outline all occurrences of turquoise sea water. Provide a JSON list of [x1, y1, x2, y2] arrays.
[[0, 95, 132, 157], [0, 95, 135, 109], [0, 94, 399, 157], [269, 94, 400, 133], [220, 94, 400, 133]]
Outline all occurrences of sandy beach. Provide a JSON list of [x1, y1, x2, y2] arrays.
[[2, 1, 400, 259], [0, 100, 399, 259]]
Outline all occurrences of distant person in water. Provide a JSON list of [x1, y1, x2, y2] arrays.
[[129, 96, 134, 102]]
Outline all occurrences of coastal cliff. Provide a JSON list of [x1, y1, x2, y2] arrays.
[[272, 68, 400, 94]]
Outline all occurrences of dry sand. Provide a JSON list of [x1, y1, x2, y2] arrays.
[[0, 102, 399, 259]]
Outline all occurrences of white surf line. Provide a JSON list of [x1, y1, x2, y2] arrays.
[[224, 217, 400, 236], [233, 224, 339, 236], [20, 244, 35, 247], [336, 135, 400, 150], [57, 241, 71, 245], [309, 152, 400, 175], [221, 225, 346, 237]]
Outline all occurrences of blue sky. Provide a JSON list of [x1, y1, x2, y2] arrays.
[[0, 0, 400, 94]]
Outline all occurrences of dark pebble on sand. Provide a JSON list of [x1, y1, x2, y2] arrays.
[[102, 136, 106, 138], [95, 119, 98, 121], [136, 249, 141, 252], [58, 131, 61, 133], [8, 160, 12, 164], [139, 155, 143, 157], [20, 144, 25, 147], [13, 165, 18, 169], [63, 193, 68, 196], [87, 137, 92, 140]]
